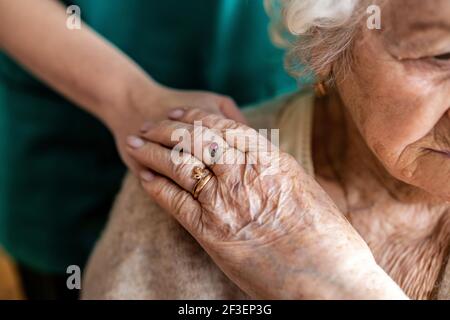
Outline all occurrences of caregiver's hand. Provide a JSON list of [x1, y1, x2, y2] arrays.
[[0, 0, 245, 174], [126, 108, 407, 300], [104, 83, 246, 172]]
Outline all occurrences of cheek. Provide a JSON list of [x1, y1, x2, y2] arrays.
[[338, 53, 445, 169], [362, 77, 435, 160]]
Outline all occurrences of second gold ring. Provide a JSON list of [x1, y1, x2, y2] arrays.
[[191, 166, 213, 199]]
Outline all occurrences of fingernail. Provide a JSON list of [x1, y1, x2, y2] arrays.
[[140, 170, 155, 182], [126, 136, 145, 148], [140, 121, 154, 133], [168, 108, 185, 119]]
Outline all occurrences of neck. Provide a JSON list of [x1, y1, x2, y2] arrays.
[[312, 91, 445, 211]]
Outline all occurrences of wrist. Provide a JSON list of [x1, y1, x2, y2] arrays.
[[96, 69, 164, 131], [208, 234, 407, 300]]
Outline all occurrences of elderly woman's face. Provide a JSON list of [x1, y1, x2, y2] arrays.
[[337, 0, 450, 200]]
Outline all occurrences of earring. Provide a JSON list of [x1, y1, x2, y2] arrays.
[[314, 81, 328, 97]]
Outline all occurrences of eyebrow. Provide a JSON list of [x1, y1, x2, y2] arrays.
[[409, 21, 450, 32]]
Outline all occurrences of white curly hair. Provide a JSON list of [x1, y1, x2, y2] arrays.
[[265, 0, 372, 84]]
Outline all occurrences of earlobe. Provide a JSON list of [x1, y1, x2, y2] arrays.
[[314, 81, 328, 97]]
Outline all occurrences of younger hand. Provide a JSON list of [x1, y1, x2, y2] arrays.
[[104, 83, 246, 172]]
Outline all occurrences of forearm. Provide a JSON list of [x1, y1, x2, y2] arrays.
[[0, 0, 157, 125]]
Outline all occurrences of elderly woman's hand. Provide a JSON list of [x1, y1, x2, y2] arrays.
[[125, 108, 407, 299]]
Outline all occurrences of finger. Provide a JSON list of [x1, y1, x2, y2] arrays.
[[140, 120, 222, 150], [121, 144, 147, 176], [126, 135, 208, 192], [218, 96, 248, 125], [169, 107, 230, 128], [138, 121, 245, 175], [138, 171, 202, 231], [168, 108, 275, 155]]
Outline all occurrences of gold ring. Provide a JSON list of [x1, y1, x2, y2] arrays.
[[192, 166, 213, 199]]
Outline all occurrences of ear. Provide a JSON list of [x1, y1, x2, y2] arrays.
[[309, 42, 333, 84], [314, 63, 334, 92], [316, 67, 332, 84]]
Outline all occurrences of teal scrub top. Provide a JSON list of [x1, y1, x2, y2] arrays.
[[0, 0, 296, 273]]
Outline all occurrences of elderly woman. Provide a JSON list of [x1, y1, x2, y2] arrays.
[[83, 0, 450, 300]]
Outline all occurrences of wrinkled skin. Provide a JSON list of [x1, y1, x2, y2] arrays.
[[126, 108, 406, 299], [335, 0, 450, 201], [315, 0, 450, 299], [124, 0, 450, 299]]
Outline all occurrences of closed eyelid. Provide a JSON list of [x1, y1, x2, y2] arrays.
[[383, 28, 450, 60], [434, 52, 450, 60]]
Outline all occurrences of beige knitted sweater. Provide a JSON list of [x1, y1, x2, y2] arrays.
[[82, 92, 449, 299]]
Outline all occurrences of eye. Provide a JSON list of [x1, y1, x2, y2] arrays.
[[434, 52, 450, 60]]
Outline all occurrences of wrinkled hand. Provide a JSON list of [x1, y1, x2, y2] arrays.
[[104, 84, 245, 173], [125, 108, 407, 299]]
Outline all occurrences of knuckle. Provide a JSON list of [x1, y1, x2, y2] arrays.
[[203, 113, 222, 124], [199, 125, 210, 135], [159, 119, 173, 127], [246, 127, 259, 137], [282, 152, 297, 163], [186, 108, 203, 120], [218, 119, 249, 132], [143, 120, 173, 138], [171, 156, 191, 177], [172, 190, 190, 215], [140, 144, 154, 162], [200, 126, 218, 140], [151, 182, 166, 198], [185, 124, 195, 137], [217, 118, 236, 130]]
